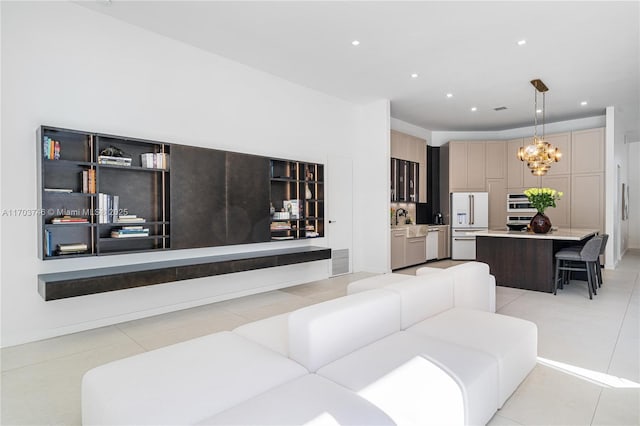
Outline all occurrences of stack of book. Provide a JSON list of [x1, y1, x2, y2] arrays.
[[51, 216, 89, 224], [140, 153, 170, 170], [81, 169, 96, 194], [98, 193, 120, 223], [43, 136, 61, 160], [98, 155, 132, 167], [116, 214, 145, 223], [270, 222, 291, 231], [57, 242, 88, 255], [111, 226, 149, 238]]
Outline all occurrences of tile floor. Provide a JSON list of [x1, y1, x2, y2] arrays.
[[1, 251, 638, 425]]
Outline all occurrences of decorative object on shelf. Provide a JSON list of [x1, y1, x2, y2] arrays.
[[524, 187, 563, 233], [517, 79, 562, 176], [305, 169, 313, 200]]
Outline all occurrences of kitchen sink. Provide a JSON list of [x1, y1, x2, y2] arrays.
[[391, 224, 428, 237]]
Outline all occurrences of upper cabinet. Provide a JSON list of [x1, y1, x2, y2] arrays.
[[390, 130, 427, 202], [448, 141, 486, 192], [542, 132, 571, 176], [485, 141, 506, 180], [572, 128, 605, 173]]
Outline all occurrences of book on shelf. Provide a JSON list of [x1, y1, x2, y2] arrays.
[[98, 193, 124, 223], [44, 229, 52, 257], [98, 155, 132, 166], [51, 216, 88, 224], [44, 188, 73, 193], [111, 228, 149, 238], [43, 136, 61, 160], [140, 153, 170, 170], [116, 214, 145, 223], [81, 169, 96, 194]]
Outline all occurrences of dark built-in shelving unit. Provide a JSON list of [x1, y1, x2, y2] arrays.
[[270, 160, 324, 241], [38, 126, 170, 260], [38, 126, 326, 262]]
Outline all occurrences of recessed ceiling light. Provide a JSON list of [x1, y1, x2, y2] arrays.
[[580, 101, 588, 106], [410, 73, 419, 79], [471, 107, 477, 112], [517, 39, 527, 46], [446, 93, 453, 98], [351, 40, 360, 46]]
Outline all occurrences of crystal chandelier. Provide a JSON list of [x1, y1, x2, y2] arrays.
[[517, 79, 562, 176]]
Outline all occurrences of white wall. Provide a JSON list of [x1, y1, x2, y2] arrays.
[[607, 103, 640, 262], [353, 100, 391, 273], [390, 117, 432, 143], [0, 2, 371, 347], [629, 142, 640, 248]]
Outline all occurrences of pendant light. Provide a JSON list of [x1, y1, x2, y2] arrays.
[[517, 79, 562, 176]]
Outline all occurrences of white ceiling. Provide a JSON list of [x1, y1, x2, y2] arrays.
[[81, 1, 639, 131]]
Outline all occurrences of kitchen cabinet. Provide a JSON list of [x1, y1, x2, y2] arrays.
[[390, 226, 428, 270], [449, 141, 486, 192], [571, 173, 604, 231], [406, 236, 427, 266], [485, 141, 506, 179], [486, 178, 507, 229], [437, 226, 449, 259], [391, 228, 407, 270], [572, 128, 604, 173], [390, 158, 419, 203], [543, 132, 571, 176], [426, 229, 438, 260], [541, 175, 570, 228], [390, 130, 427, 202]]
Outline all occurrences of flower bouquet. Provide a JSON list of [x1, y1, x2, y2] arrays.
[[524, 187, 563, 233], [524, 187, 563, 213]]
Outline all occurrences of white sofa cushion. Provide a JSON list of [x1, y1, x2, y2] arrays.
[[346, 273, 413, 295], [407, 308, 538, 406], [445, 262, 495, 313], [81, 331, 307, 425], [234, 312, 289, 355], [317, 331, 497, 426], [384, 271, 455, 328], [197, 374, 395, 425], [288, 289, 401, 372]]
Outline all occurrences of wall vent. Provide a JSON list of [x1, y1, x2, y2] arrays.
[[331, 249, 350, 276], [493, 106, 508, 111]]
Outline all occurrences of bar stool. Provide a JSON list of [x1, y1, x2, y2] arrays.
[[562, 234, 608, 288], [554, 235, 603, 299]]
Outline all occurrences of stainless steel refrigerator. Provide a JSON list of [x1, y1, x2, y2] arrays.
[[451, 192, 488, 260]]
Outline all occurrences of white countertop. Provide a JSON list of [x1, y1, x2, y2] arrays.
[[476, 228, 598, 241]]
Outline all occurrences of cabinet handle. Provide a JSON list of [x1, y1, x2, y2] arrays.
[[329, 220, 336, 223]]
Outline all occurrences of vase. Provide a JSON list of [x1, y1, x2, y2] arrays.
[[305, 184, 312, 200], [530, 212, 552, 234]]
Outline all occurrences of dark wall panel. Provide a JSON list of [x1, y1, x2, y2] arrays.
[[171, 145, 226, 249], [226, 152, 270, 245]]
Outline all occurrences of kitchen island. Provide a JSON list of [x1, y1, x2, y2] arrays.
[[475, 228, 598, 293]]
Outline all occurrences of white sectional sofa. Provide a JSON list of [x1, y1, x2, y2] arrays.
[[82, 262, 537, 426]]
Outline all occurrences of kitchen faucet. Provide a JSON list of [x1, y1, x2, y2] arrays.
[[395, 208, 408, 226]]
